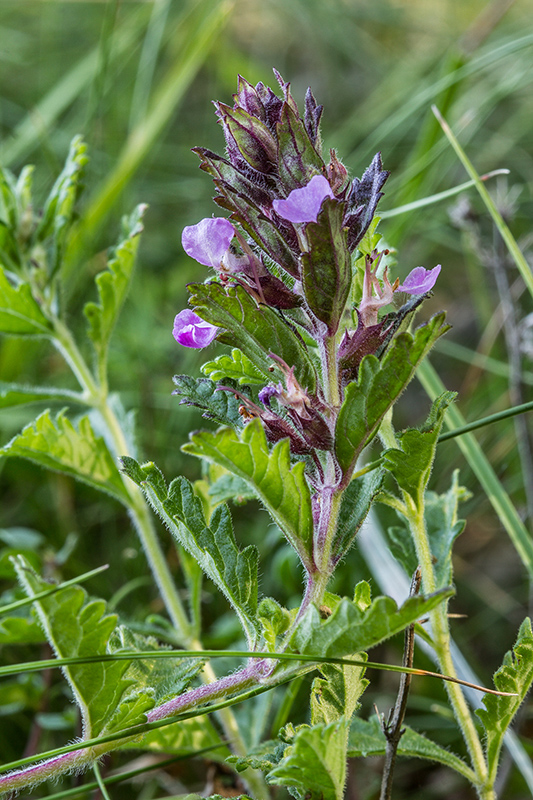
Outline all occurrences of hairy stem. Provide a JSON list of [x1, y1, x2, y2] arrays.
[[407, 503, 490, 796]]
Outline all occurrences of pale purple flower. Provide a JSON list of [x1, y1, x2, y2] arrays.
[[396, 265, 441, 295], [182, 217, 235, 268], [172, 310, 219, 348], [272, 175, 334, 224]]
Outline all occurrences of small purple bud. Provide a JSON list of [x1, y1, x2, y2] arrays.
[[172, 310, 219, 349], [258, 384, 282, 407], [272, 175, 334, 224], [396, 265, 441, 295], [182, 218, 235, 268]]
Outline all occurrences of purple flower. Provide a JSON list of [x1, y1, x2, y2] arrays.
[[396, 265, 441, 295], [258, 384, 282, 407], [172, 310, 219, 348], [272, 175, 334, 224], [182, 217, 235, 268]]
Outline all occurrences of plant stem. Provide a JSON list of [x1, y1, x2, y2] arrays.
[[407, 503, 490, 796]]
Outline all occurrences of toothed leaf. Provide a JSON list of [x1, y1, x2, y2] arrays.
[[476, 618, 533, 782], [382, 392, 456, 502], [335, 314, 449, 478], [0, 410, 129, 504], [0, 268, 53, 336], [84, 205, 145, 364], [120, 458, 260, 648], [291, 590, 452, 659], [201, 348, 265, 385], [182, 418, 314, 569], [172, 375, 243, 427], [188, 282, 317, 393], [12, 556, 154, 738], [267, 720, 350, 800]]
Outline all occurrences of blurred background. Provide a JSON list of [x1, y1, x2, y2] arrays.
[[0, 0, 532, 797]]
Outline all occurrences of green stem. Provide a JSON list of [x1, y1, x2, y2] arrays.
[[407, 503, 490, 796]]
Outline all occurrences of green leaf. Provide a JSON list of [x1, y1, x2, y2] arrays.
[[476, 618, 533, 784], [12, 556, 154, 738], [382, 392, 456, 502], [120, 458, 260, 648], [0, 267, 53, 336], [107, 626, 204, 706], [201, 348, 266, 385], [267, 720, 349, 800], [36, 136, 89, 273], [310, 658, 368, 726], [0, 381, 84, 409], [291, 590, 452, 659], [348, 717, 475, 782], [172, 375, 243, 427], [126, 716, 227, 759], [301, 198, 351, 333], [384, 472, 468, 588], [332, 468, 385, 564], [208, 473, 257, 506], [182, 418, 314, 568], [0, 410, 129, 505], [188, 282, 317, 393], [0, 615, 46, 644], [335, 314, 449, 478], [84, 205, 145, 367]]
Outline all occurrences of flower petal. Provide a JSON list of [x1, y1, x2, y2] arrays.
[[272, 174, 334, 224], [172, 310, 219, 348], [181, 217, 235, 268], [396, 265, 441, 295]]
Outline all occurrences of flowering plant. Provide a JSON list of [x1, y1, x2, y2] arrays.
[[0, 74, 531, 800]]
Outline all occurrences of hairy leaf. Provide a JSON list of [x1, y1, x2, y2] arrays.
[[276, 102, 324, 189], [332, 468, 385, 565], [120, 458, 260, 648], [0, 268, 53, 336], [267, 720, 349, 800], [0, 410, 129, 504], [291, 590, 452, 659], [188, 282, 317, 392], [345, 153, 390, 250], [172, 375, 243, 427], [201, 348, 266, 385], [36, 136, 89, 272], [301, 198, 351, 333], [348, 717, 475, 781], [384, 472, 468, 588], [476, 618, 533, 783], [12, 556, 154, 738], [335, 314, 449, 478], [182, 418, 314, 568], [84, 205, 145, 366], [382, 392, 456, 502], [310, 658, 368, 726]]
